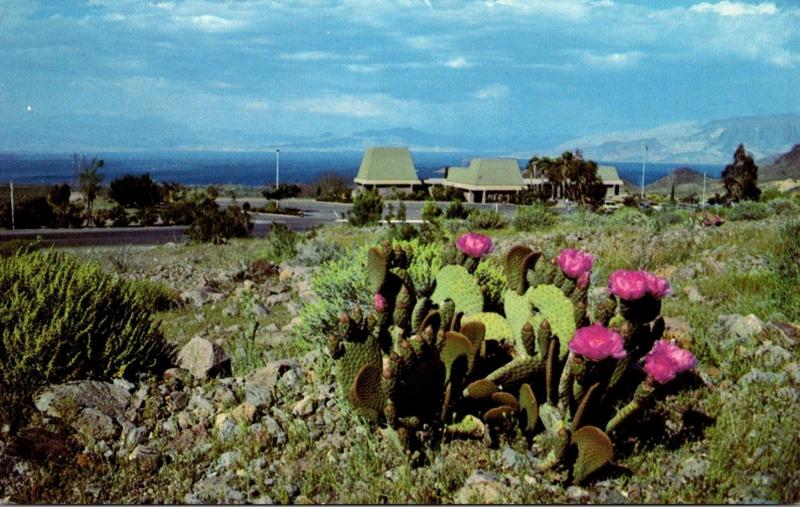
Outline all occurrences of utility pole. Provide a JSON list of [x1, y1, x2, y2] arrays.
[[702, 171, 707, 209], [275, 149, 280, 188], [10, 181, 15, 230], [640, 144, 647, 203]]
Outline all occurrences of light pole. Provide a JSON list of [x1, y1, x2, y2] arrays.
[[702, 171, 707, 209], [275, 149, 280, 188], [640, 144, 647, 203], [10, 181, 15, 230]]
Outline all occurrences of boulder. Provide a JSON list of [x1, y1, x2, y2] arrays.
[[244, 360, 300, 409], [35, 380, 131, 427], [177, 336, 231, 380], [718, 314, 765, 341]]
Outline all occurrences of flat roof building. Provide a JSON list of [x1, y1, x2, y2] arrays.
[[598, 165, 625, 202], [442, 158, 525, 203]]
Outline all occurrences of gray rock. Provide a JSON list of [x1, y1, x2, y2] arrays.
[[128, 444, 160, 471], [35, 380, 131, 421], [685, 285, 704, 303], [739, 369, 787, 386], [113, 378, 136, 392], [502, 446, 521, 469], [217, 450, 242, 469], [251, 495, 274, 504], [265, 292, 291, 306], [244, 360, 300, 409], [215, 413, 239, 442], [566, 485, 591, 502], [191, 476, 245, 504], [126, 426, 149, 447], [177, 336, 231, 380], [169, 391, 190, 411], [74, 407, 117, 440], [189, 394, 216, 420], [262, 416, 286, 446], [454, 470, 510, 504], [680, 456, 709, 479], [291, 396, 315, 417], [754, 342, 792, 368], [253, 303, 269, 317], [785, 362, 800, 385]]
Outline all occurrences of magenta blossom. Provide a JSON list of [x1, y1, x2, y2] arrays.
[[643, 340, 697, 384], [609, 269, 671, 301], [373, 293, 387, 313], [643, 272, 671, 299], [577, 271, 590, 289], [608, 270, 650, 301], [456, 232, 493, 258], [556, 248, 594, 279], [568, 324, 627, 362]]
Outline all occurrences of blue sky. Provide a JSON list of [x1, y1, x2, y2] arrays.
[[1, 0, 799, 148]]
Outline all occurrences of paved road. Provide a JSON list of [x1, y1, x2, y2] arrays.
[[0, 198, 542, 248]]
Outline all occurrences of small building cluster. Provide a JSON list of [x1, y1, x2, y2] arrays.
[[354, 146, 626, 204]]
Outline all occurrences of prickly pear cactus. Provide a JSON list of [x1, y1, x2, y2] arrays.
[[322, 236, 697, 486]]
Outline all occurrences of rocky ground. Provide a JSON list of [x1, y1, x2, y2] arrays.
[[1, 218, 798, 504]]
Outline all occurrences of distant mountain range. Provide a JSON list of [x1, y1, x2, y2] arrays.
[[553, 113, 800, 164], [761, 144, 800, 182], [2, 112, 799, 165]]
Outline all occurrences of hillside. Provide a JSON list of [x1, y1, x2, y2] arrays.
[[760, 144, 800, 182], [643, 167, 722, 198]]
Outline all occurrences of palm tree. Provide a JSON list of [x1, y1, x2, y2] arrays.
[[75, 154, 104, 226]]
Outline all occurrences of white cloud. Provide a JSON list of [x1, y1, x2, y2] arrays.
[[245, 100, 270, 111], [580, 50, 644, 68], [346, 64, 385, 73], [279, 51, 339, 61], [211, 81, 239, 89], [286, 93, 422, 119], [475, 84, 509, 100], [444, 56, 472, 68], [176, 15, 246, 33], [689, 1, 777, 17]]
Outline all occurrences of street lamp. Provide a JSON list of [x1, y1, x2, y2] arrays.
[[702, 171, 707, 209], [640, 144, 647, 203], [275, 149, 280, 188], [10, 181, 15, 230]]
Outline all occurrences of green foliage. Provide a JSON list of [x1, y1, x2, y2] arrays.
[[262, 183, 301, 200], [722, 143, 761, 202], [127, 278, 181, 311], [260, 222, 300, 263], [529, 284, 575, 355], [74, 154, 104, 226], [314, 172, 352, 202], [445, 199, 470, 219], [759, 186, 782, 202], [184, 194, 252, 243], [0, 251, 173, 427], [0, 238, 40, 259], [292, 236, 344, 266], [530, 152, 606, 206], [513, 204, 557, 231], [421, 199, 443, 222], [607, 206, 652, 227], [767, 197, 799, 216], [772, 219, 800, 320], [406, 239, 443, 295], [461, 312, 512, 341], [467, 209, 507, 230], [430, 185, 465, 202], [727, 201, 769, 221], [97, 204, 131, 227], [108, 173, 163, 209], [348, 190, 384, 227], [473, 258, 507, 310]]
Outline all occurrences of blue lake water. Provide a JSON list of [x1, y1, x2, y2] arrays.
[[0, 151, 724, 187]]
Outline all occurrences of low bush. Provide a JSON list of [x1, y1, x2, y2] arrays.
[[0, 238, 40, 259], [444, 200, 469, 220], [0, 251, 173, 428], [98, 205, 131, 227], [127, 278, 182, 311], [186, 202, 252, 244], [292, 236, 343, 266], [512, 204, 557, 231], [772, 219, 800, 320], [759, 187, 782, 203], [607, 206, 652, 227], [262, 184, 301, 200], [421, 199, 443, 222], [261, 222, 301, 263], [108, 173, 163, 209], [348, 190, 383, 227], [767, 197, 799, 216], [467, 208, 507, 229], [430, 185, 464, 202], [727, 201, 770, 221]]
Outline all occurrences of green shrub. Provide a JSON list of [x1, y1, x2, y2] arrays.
[[0, 238, 41, 259], [294, 245, 372, 345], [135, 206, 159, 226], [292, 236, 343, 266], [421, 199, 443, 222], [0, 251, 173, 427], [728, 201, 770, 221], [759, 187, 782, 203], [767, 197, 799, 216], [127, 278, 182, 311], [97, 205, 131, 227], [607, 206, 652, 227], [262, 184, 301, 200], [186, 203, 252, 244], [512, 204, 556, 231], [772, 219, 800, 320], [261, 222, 301, 263], [466, 208, 507, 229], [444, 200, 469, 220], [430, 185, 464, 202], [108, 173, 163, 209], [348, 190, 383, 227]]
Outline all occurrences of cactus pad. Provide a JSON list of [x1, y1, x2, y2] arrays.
[[368, 246, 388, 293], [483, 405, 519, 432], [463, 379, 499, 400], [349, 363, 386, 421], [431, 265, 484, 317], [503, 289, 533, 344], [461, 312, 512, 342], [505, 245, 539, 295], [445, 414, 485, 439], [441, 331, 474, 380], [572, 426, 613, 484], [530, 284, 576, 358], [518, 383, 538, 432], [486, 355, 545, 390]]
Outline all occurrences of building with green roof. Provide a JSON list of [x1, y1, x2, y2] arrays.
[[353, 147, 422, 194], [440, 158, 525, 203], [597, 165, 625, 202]]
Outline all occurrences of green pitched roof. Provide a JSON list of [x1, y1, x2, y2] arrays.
[[446, 158, 524, 188], [354, 147, 421, 184], [597, 165, 623, 183]]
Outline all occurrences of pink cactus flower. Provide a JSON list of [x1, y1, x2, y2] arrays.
[[456, 232, 493, 258], [568, 324, 627, 362], [373, 293, 387, 313], [643, 340, 697, 384], [577, 271, 591, 289], [556, 248, 594, 279], [643, 272, 671, 299], [608, 270, 650, 301]]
